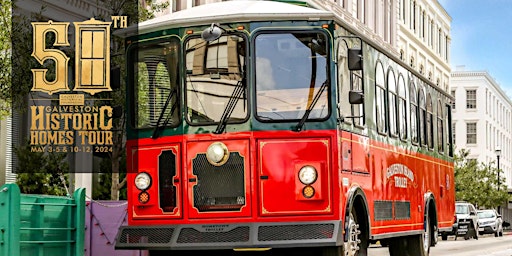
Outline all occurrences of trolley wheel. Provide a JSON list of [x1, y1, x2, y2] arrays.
[[344, 206, 368, 256]]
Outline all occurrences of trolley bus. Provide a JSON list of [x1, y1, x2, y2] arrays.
[[115, 1, 455, 255]]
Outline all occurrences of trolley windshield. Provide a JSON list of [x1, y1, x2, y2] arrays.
[[185, 34, 247, 125], [255, 32, 329, 121]]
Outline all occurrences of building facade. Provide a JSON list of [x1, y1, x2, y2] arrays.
[[397, 0, 451, 92], [451, 68, 512, 223], [451, 69, 512, 189]]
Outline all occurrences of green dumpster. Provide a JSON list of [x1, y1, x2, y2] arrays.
[[0, 184, 85, 256]]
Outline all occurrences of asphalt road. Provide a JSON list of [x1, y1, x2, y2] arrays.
[[369, 232, 512, 256]]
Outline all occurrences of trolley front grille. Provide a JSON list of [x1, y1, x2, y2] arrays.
[[177, 227, 250, 243], [192, 152, 245, 212], [258, 223, 335, 241]]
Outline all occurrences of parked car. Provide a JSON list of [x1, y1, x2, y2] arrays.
[[440, 202, 479, 240], [477, 209, 503, 237]]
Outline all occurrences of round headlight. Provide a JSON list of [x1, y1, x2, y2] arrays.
[[298, 166, 318, 185], [206, 142, 229, 166], [135, 172, 151, 190]]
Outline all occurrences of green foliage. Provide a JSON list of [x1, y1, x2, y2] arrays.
[[0, 0, 12, 119], [454, 149, 510, 209], [92, 153, 127, 200], [14, 142, 69, 195]]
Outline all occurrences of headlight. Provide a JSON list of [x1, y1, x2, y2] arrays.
[[298, 165, 318, 185], [206, 142, 229, 166], [135, 172, 151, 190]]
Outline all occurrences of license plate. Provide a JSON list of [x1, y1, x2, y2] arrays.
[[478, 227, 484, 231]]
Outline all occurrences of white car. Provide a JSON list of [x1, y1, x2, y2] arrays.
[[477, 209, 503, 237]]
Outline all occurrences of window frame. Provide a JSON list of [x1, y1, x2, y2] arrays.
[[387, 68, 398, 137], [418, 85, 427, 147], [128, 37, 182, 130], [375, 61, 387, 134], [437, 100, 444, 153], [398, 74, 407, 140], [466, 122, 477, 144], [409, 79, 419, 144], [253, 29, 331, 124], [466, 89, 477, 109], [184, 32, 249, 126]]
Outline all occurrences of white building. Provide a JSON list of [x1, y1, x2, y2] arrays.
[[397, 0, 451, 92], [451, 68, 512, 224], [451, 69, 512, 190]]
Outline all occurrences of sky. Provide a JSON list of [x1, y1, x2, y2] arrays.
[[438, 0, 512, 96]]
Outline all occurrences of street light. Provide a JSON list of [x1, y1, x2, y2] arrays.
[[495, 147, 502, 214]]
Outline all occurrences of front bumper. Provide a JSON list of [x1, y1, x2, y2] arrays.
[[478, 225, 497, 234], [115, 221, 342, 250]]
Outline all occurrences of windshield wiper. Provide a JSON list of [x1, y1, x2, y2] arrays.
[[214, 76, 246, 134], [151, 87, 178, 139], [294, 79, 329, 132]]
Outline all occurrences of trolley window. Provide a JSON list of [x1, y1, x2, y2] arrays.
[[130, 39, 180, 129], [185, 34, 247, 125], [255, 32, 329, 121]]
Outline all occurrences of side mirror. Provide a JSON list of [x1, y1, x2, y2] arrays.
[[201, 23, 223, 42], [349, 90, 364, 104], [348, 48, 363, 71]]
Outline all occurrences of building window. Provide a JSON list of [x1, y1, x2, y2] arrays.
[[438, 29, 442, 54], [173, 0, 187, 12], [422, 11, 426, 39], [376, 62, 387, 134], [357, 0, 366, 23], [466, 122, 477, 144], [450, 90, 455, 109], [466, 89, 476, 109], [412, 1, 416, 31], [452, 121, 456, 145], [402, 0, 407, 24]]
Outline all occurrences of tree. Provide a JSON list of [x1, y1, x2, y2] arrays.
[[454, 149, 510, 209], [0, 0, 12, 119], [14, 142, 69, 195]]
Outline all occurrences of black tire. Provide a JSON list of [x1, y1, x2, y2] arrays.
[[322, 246, 343, 256], [344, 206, 368, 256], [388, 234, 427, 256], [389, 214, 430, 256], [441, 233, 448, 241]]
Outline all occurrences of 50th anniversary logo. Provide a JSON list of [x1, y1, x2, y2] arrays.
[[29, 16, 127, 153]]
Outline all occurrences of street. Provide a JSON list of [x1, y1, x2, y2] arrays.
[[369, 233, 512, 256]]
